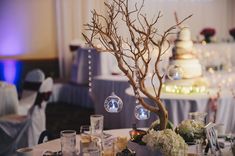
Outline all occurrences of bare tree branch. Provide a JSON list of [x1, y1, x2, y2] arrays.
[[83, 0, 190, 130]]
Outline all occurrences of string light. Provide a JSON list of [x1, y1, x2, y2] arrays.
[[162, 84, 207, 94]]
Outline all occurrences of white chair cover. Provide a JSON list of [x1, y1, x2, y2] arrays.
[[27, 77, 53, 147], [0, 77, 53, 154], [18, 69, 45, 115]]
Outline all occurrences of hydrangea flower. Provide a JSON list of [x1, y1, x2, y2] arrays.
[[176, 119, 205, 143], [142, 129, 188, 156]]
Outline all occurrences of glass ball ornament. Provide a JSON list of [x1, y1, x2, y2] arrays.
[[167, 65, 183, 80], [134, 104, 150, 120], [104, 92, 123, 113]]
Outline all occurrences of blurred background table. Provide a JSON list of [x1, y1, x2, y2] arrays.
[[126, 84, 235, 134], [0, 81, 18, 116]]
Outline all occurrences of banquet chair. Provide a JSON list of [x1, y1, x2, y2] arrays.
[[27, 77, 54, 146], [18, 69, 45, 115], [0, 77, 53, 155]]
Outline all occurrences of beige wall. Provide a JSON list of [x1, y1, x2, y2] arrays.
[[0, 0, 57, 60]]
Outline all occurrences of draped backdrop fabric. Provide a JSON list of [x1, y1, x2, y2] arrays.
[[56, 0, 235, 78], [55, 0, 107, 78]]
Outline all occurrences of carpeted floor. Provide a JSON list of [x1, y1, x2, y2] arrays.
[[45, 102, 94, 138]]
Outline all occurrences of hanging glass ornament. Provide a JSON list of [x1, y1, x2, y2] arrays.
[[134, 104, 150, 120], [104, 92, 123, 113], [167, 65, 183, 80]]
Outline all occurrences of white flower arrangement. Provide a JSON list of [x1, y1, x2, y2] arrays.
[[142, 129, 188, 156], [176, 119, 205, 143]]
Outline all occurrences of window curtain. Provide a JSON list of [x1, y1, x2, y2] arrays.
[[56, 0, 235, 78]]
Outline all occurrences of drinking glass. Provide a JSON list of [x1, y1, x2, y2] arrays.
[[90, 115, 104, 136], [80, 125, 91, 141], [61, 130, 77, 156], [80, 125, 92, 152], [82, 148, 100, 156], [80, 125, 101, 156], [102, 142, 114, 156], [101, 135, 117, 156], [16, 147, 33, 156]]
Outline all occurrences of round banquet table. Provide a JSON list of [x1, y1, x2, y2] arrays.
[[0, 81, 19, 116], [32, 128, 233, 156]]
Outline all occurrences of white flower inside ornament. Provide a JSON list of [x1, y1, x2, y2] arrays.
[[104, 92, 123, 113], [134, 104, 150, 120]]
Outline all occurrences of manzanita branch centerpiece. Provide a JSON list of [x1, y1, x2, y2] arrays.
[[83, 0, 191, 130]]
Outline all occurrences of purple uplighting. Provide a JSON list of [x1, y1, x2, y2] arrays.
[[0, 60, 22, 86], [3, 60, 17, 83]]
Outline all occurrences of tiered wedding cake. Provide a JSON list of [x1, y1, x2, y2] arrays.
[[164, 27, 208, 93]]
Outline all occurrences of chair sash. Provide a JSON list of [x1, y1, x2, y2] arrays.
[[33, 92, 52, 108]]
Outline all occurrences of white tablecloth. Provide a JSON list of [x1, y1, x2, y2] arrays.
[[32, 128, 233, 156], [0, 81, 19, 116]]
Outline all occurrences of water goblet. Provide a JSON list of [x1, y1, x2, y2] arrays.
[[60, 130, 77, 156]]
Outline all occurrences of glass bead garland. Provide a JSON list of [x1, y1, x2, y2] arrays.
[[88, 49, 92, 92], [134, 63, 150, 120]]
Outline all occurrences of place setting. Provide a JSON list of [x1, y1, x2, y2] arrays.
[[25, 114, 124, 156]]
